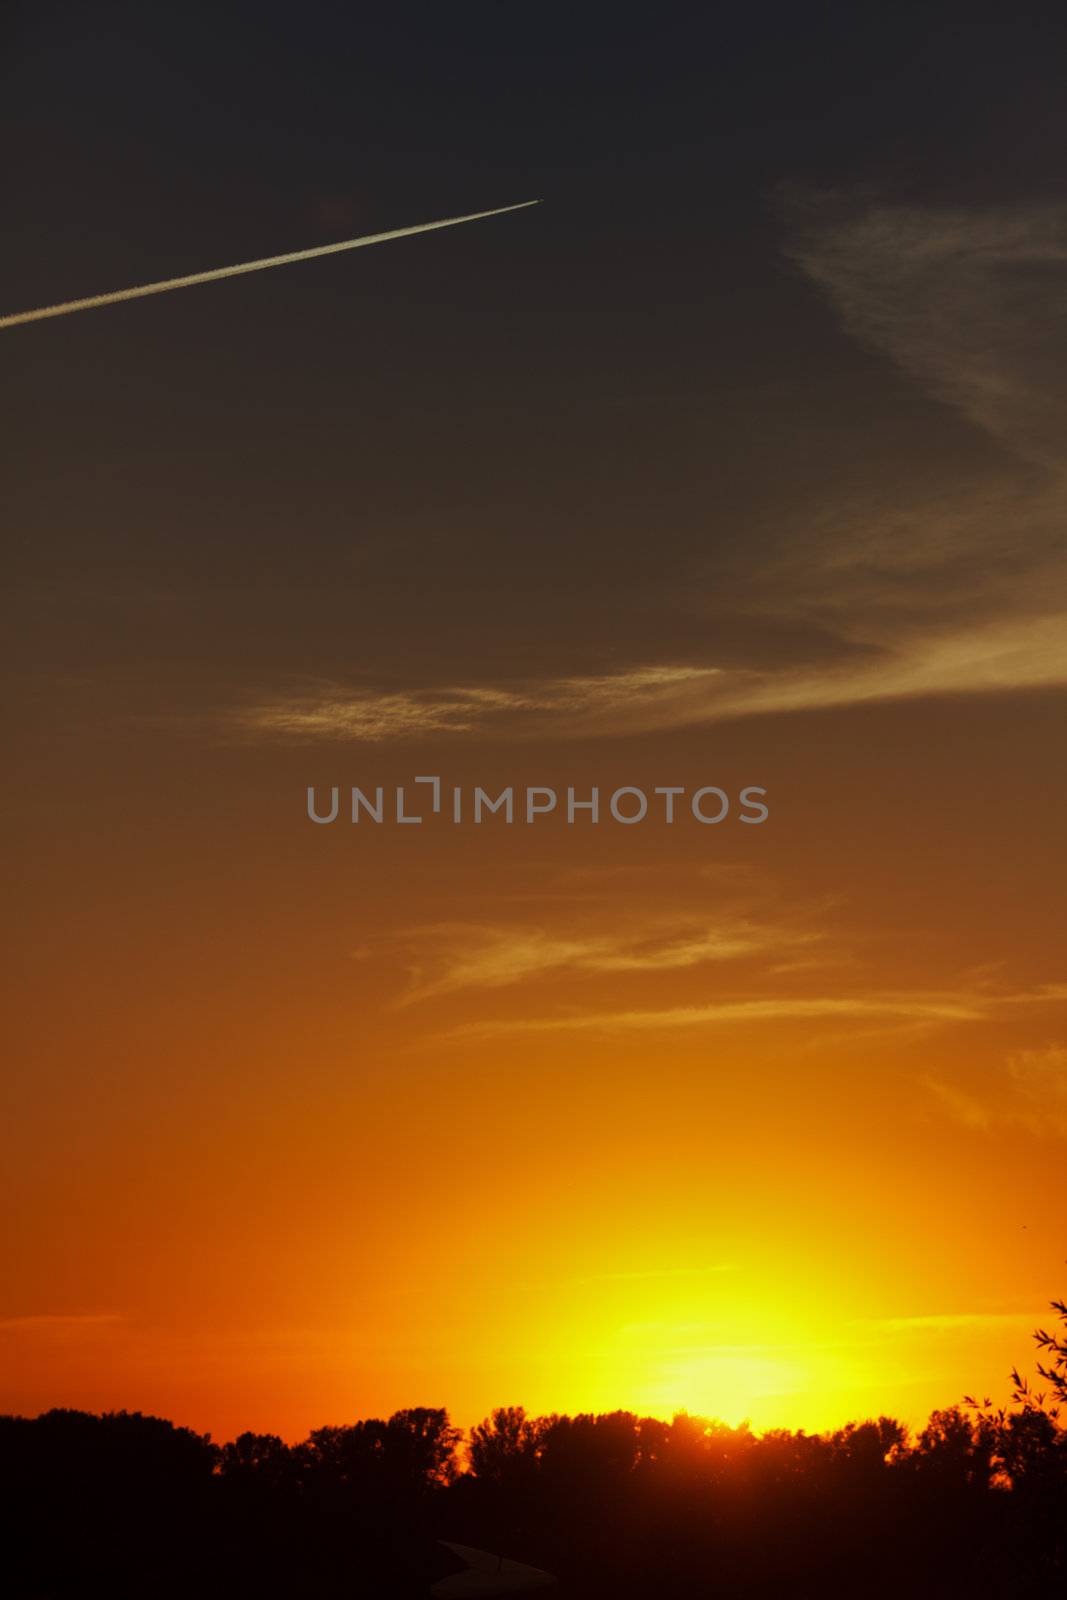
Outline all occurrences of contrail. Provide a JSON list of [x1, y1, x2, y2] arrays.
[[0, 199, 540, 331]]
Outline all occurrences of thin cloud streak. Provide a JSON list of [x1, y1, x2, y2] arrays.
[[0, 200, 539, 329], [855, 1312, 1039, 1333], [451, 984, 1067, 1040], [394, 915, 812, 1005], [0, 1313, 123, 1333], [452, 995, 989, 1039], [235, 666, 720, 742], [230, 610, 1067, 743]]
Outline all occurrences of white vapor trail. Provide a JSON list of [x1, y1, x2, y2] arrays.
[[0, 199, 540, 330]]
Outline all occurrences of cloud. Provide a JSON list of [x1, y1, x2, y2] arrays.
[[854, 1312, 1037, 1334], [784, 192, 1067, 468], [629, 612, 1067, 726], [450, 982, 1067, 1041], [394, 913, 812, 1004], [232, 666, 720, 742], [0, 1313, 123, 1335], [238, 685, 519, 740], [452, 994, 988, 1039], [1006, 1043, 1067, 1133], [1007, 1042, 1067, 1079], [924, 1042, 1067, 1138], [230, 606, 1067, 742], [224, 195, 1067, 743], [920, 1077, 993, 1133]]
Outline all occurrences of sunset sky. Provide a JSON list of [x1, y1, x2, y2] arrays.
[[3, 4, 1066, 1445]]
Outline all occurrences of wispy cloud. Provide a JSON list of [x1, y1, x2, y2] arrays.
[[228, 608, 1067, 747], [921, 1077, 993, 1133], [1007, 1044, 1067, 1135], [393, 913, 814, 1004], [854, 1312, 1038, 1334], [926, 1042, 1067, 1138], [785, 192, 1067, 468], [221, 195, 1067, 743], [452, 994, 988, 1039], [0, 1313, 123, 1335], [238, 685, 520, 741], [233, 666, 720, 742], [226, 608, 1067, 741], [223, 604, 1067, 742], [451, 983, 1067, 1041]]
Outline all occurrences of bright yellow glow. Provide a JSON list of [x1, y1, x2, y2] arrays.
[[3, 698, 1062, 1441]]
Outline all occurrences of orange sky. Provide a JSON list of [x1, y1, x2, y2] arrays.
[[5, 688, 1065, 1442]]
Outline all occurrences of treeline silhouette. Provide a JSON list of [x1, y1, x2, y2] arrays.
[[4, 1302, 1066, 1598]]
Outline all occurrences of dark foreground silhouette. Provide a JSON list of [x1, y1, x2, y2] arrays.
[[4, 1301, 1066, 1598]]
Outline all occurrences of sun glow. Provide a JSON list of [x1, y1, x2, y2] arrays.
[[616, 1340, 812, 1427]]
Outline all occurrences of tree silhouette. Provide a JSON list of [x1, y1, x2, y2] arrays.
[[5, 1309, 1067, 1598]]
